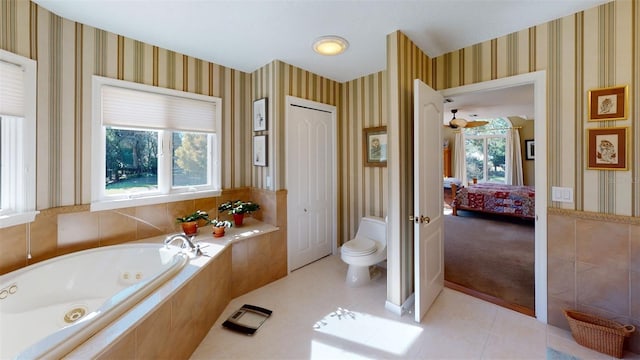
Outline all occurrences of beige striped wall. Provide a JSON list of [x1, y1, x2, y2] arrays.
[[387, 31, 432, 304], [340, 71, 388, 245], [252, 61, 389, 246], [1, 1, 391, 251], [433, 0, 637, 217], [0, 1, 252, 210]]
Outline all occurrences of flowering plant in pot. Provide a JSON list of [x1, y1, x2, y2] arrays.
[[176, 210, 210, 236], [217, 200, 260, 226], [209, 219, 233, 238]]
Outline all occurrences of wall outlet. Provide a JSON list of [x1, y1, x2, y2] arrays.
[[551, 186, 573, 203]]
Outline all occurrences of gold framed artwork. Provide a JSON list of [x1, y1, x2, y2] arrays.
[[363, 126, 387, 167], [588, 85, 628, 121], [586, 127, 628, 170]]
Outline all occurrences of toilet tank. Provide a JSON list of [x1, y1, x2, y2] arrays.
[[356, 216, 386, 244]]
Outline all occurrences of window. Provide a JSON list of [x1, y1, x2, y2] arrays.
[[0, 50, 37, 228], [463, 118, 510, 184], [91, 76, 221, 211]]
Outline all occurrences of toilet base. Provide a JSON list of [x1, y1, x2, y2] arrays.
[[346, 264, 381, 287]]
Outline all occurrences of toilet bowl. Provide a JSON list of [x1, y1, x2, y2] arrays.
[[340, 216, 387, 286]]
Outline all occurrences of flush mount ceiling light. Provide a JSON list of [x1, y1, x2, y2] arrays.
[[313, 36, 349, 56]]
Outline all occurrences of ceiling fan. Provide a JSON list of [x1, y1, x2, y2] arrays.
[[444, 109, 489, 129]]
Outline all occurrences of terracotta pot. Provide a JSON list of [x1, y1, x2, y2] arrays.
[[233, 213, 245, 226], [181, 221, 198, 236], [212, 226, 226, 238]]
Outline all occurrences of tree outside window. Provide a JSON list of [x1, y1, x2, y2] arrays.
[[464, 118, 510, 184]]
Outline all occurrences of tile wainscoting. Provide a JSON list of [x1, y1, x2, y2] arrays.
[[548, 208, 640, 353], [0, 187, 287, 276]]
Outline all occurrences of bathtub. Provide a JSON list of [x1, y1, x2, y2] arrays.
[[0, 243, 189, 360]]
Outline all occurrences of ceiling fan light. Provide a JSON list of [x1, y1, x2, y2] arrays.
[[313, 36, 349, 56], [450, 118, 467, 128]]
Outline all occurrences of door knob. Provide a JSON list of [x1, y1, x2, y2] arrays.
[[421, 215, 430, 224]]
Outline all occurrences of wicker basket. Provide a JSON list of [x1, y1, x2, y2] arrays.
[[564, 309, 635, 358]]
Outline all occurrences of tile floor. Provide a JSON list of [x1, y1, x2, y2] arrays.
[[191, 255, 635, 359]]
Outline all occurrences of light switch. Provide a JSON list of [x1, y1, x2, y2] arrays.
[[551, 186, 573, 203]]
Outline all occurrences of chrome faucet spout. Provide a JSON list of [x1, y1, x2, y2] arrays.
[[164, 233, 201, 255]]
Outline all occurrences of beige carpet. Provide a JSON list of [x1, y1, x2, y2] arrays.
[[444, 210, 535, 310]]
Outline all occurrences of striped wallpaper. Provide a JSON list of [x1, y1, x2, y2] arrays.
[[252, 60, 389, 246], [433, 0, 637, 217], [387, 31, 432, 304], [1, 0, 391, 250], [1, 1, 252, 210], [5, 0, 640, 311]]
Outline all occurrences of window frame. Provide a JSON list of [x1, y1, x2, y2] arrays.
[[91, 76, 222, 211], [0, 50, 38, 228], [463, 118, 511, 184]]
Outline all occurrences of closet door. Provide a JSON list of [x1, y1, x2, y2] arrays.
[[286, 98, 336, 271]]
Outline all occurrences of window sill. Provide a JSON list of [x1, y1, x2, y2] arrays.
[[90, 190, 222, 212], [0, 211, 39, 229]]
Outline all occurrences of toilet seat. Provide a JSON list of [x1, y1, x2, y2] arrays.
[[342, 237, 377, 256]]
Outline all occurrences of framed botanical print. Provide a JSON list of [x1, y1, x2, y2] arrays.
[[587, 127, 628, 170], [253, 98, 268, 131], [363, 126, 387, 167], [253, 135, 267, 167], [588, 86, 628, 121]]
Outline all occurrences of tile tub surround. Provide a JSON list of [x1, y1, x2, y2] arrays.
[[67, 220, 281, 359], [547, 208, 640, 354], [0, 187, 287, 275]]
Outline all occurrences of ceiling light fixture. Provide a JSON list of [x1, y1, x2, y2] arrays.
[[313, 36, 349, 56]]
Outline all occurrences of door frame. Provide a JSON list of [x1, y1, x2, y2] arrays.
[[439, 71, 547, 322], [284, 96, 338, 273]]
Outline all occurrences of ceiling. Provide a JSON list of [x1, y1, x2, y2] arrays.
[[34, 0, 611, 83], [443, 84, 534, 123]]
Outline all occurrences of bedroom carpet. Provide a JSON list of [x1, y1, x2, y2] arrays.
[[444, 210, 535, 310]]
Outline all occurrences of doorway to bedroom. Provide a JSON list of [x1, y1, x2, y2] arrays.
[[439, 72, 547, 319]]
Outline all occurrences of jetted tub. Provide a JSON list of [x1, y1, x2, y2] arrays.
[[0, 243, 189, 359]]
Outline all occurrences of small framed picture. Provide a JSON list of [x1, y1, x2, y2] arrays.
[[253, 135, 267, 167], [253, 98, 268, 131], [588, 86, 628, 121], [587, 127, 628, 170], [363, 126, 387, 167], [525, 140, 535, 160]]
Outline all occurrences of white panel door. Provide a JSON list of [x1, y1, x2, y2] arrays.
[[286, 100, 336, 271], [413, 79, 444, 322]]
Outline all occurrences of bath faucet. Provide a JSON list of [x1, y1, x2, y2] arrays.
[[164, 233, 202, 255]]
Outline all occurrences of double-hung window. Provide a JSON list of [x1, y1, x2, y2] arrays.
[[0, 50, 37, 228], [91, 76, 221, 211]]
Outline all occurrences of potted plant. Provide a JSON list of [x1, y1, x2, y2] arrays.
[[209, 218, 233, 238], [176, 210, 210, 236], [218, 200, 260, 226]]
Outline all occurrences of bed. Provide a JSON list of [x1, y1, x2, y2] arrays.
[[451, 183, 535, 219]]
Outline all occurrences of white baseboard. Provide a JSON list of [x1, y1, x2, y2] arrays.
[[385, 293, 415, 317]]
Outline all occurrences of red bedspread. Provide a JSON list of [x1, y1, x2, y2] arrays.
[[453, 183, 535, 218]]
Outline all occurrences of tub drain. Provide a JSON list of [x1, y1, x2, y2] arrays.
[[64, 306, 87, 324]]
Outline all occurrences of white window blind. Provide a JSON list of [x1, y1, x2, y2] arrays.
[[102, 85, 217, 132], [0, 60, 25, 117]]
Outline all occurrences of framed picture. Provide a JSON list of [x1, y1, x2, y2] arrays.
[[363, 126, 387, 167], [588, 85, 628, 121], [587, 127, 628, 170], [253, 98, 268, 131], [525, 140, 535, 160], [253, 135, 267, 167]]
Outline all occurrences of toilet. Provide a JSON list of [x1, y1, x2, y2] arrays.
[[340, 216, 387, 286]]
